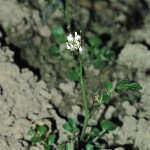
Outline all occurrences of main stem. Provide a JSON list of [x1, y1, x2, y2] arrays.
[[79, 57, 89, 141], [65, 0, 70, 27]]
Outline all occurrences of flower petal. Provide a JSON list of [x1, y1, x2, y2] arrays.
[[66, 43, 71, 49], [75, 35, 81, 41], [79, 46, 83, 54], [67, 34, 73, 42], [75, 32, 77, 36]]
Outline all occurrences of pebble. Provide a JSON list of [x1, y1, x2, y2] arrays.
[[38, 25, 51, 38]]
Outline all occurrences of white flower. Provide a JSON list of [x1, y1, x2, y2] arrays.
[[67, 34, 73, 42], [66, 32, 83, 54], [66, 43, 74, 51], [79, 46, 83, 54], [74, 32, 81, 41]]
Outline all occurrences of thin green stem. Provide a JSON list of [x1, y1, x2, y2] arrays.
[[92, 130, 105, 143], [65, 0, 70, 27], [79, 56, 89, 141]]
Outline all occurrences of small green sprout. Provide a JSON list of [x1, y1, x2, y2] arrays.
[[28, 120, 55, 150]]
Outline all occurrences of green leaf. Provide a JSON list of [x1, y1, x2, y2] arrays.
[[98, 93, 103, 102], [68, 118, 77, 129], [91, 58, 104, 69], [94, 142, 101, 149], [91, 127, 99, 134], [52, 27, 65, 37], [89, 127, 99, 138], [101, 47, 114, 58], [86, 143, 94, 150], [115, 80, 130, 93], [92, 48, 99, 54], [63, 123, 72, 132], [49, 46, 60, 57], [45, 145, 51, 150], [63, 118, 78, 133], [103, 95, 110, 103], [67, 67, 79, 81], [31, 136, 43, 143], [48, 135, 55, 145], [106, 80, 113, 92], [66, 143, 73, 150], [37, 125, 48, 137], [89, 48, 99, 58], [28, 127, 36, 136], [127, 82, 142, 91], [101, 120, 117, 132], [89, 37, 102, 48], [55, 36, 66, 44], [115, 80, 142, 93]]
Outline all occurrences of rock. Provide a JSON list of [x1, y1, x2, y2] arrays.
[[59, 82, 75, 96], [30, 145, 44, 150], [115, 148, 125, 150], [32, 10, 41, 25], [122, 101, 136, 116], [112, 117, 137, 145], [129, 13, 150, 45], [7, 136, 24, 150], [88, 65, 100, 76], [0, 46, 14, 62], [105, 106, 115, 119], [118, 44, 150, 72], [50, 109, 67, 142], [32, 36, 42, 46], [122, 116, 137, 137], [0, 0, 29, 29], [134, 119, 150, 150], [40, 89, 52, 100], [50, 88, 63, 106], [68, 105, 81, 119], [38, 25, 51, 38], [0, 137, 9, 150]]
